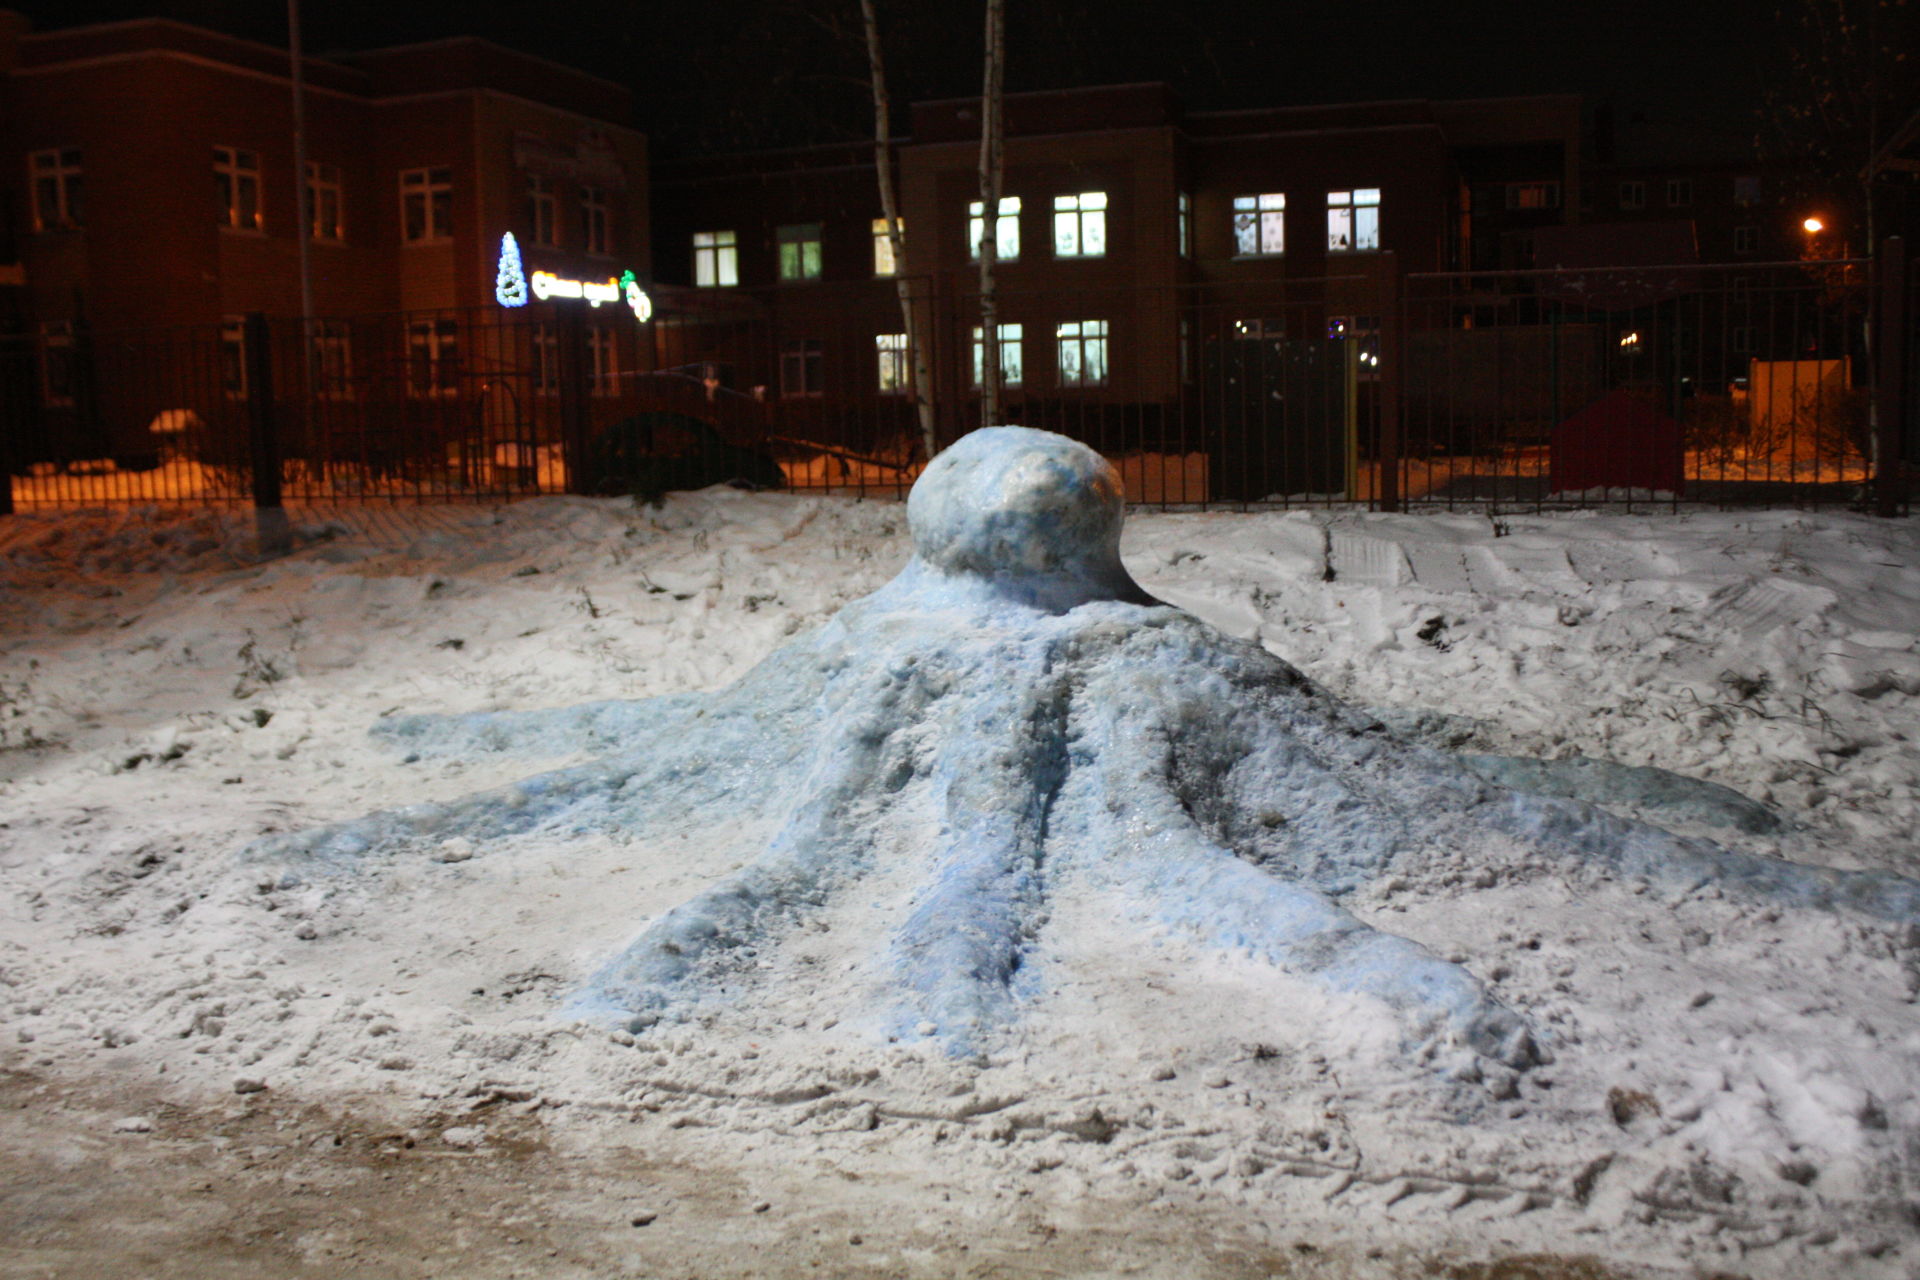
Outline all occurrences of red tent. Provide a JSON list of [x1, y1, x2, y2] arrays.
[[1551, 388, 1685, 495]]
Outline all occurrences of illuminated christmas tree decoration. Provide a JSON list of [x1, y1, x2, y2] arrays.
[[495, 232, 529, 307]]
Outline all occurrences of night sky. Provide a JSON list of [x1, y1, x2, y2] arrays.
[[11, 0, 1780, 160]]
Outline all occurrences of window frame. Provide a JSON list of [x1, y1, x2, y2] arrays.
[[307, 161, 344, 242], [405, 316, 461, 398], [777, 222, 824, 282], [215, 146, 263, 232], [1504, 182, 1560, 210], [532, 323, 560, 395], [970, 322, 1024, 389], [29, 148, 83, 231], [1055, 318, 1109, 388], [779, 338, 825, 398], [1232, 193, 1286, 257], [1618, 180, 1646, 211], [527, 175, 559, 248], [400, 166, 453, 244], [693, 229, 739, 287], [1326, 188, 1380, 253], [1733, 225, 1758, 255], [220, 316, 249, 400], [1665, 178, 1692, 208], [1177, 192, 1191, 258], [872, 218, 903, 277], [310, 319, 355, 400], [580, 185, 612, 256], [38, 321, 77, 407], [968, 196, 1021, 262], [1052, 191, 1107, 259], [587, 325, 617, 396], [875, 332, 909, 393]]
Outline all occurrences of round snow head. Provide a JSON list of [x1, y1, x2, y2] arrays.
[[907, 427, 1128, 583]]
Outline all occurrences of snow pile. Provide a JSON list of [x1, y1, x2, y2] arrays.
[[3, 470, 1919, 1276]]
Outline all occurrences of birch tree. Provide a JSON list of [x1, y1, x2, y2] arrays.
[[859, 0, 939, 463], [976, 0, 1007, 431]]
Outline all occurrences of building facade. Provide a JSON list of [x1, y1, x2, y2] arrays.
[[0, 12, 649, 468], [650, 83, 1581, 477]]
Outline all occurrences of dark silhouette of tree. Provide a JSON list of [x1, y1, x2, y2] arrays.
[[1760, 0, 1920, 250]]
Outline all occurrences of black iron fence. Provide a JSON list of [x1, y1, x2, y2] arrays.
[[1, 247, 1911, 516]]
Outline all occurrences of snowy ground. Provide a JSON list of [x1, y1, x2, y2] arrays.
[[2, 491, 1918, 1279]]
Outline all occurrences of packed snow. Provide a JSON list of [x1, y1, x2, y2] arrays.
[[3, 454, 1919, 1277]]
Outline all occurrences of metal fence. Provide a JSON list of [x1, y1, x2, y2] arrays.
[[1, 248, 1911, 516]]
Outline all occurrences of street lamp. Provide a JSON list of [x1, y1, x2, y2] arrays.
[[1802, 216, 1825, 235]]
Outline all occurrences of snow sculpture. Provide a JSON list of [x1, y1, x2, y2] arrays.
[[246, 426, 1920, 1069]]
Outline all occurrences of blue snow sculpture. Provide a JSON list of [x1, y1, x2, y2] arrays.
[[245, 427, 1920, 1067]]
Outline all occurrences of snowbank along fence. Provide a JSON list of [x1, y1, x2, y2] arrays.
[[1, 245, 1911, 516]]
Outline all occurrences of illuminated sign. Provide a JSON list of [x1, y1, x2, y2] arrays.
[[496, 233, 651, 322]]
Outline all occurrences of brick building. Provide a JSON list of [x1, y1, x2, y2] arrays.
[[0, 11, 648, 466], [651, 83, 1581, 481]]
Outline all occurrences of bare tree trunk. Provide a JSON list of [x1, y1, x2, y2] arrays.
[[976, 0, 1006, 432], [859, 0, 938, 465]]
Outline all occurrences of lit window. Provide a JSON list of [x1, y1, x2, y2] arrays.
[[311, 320, 354, 400], [406, 317, 460, 397], [872, 218, 902, 277], [778, 223, 823, 281], [532, 324, 559, 394], [400, 167, 453, 242], [29, 149, 83, 231], [1618, 181, 1646, 210], [1733, 225, 1758, 254], [1232, 193, 1285, 256], [215, 147, 262, 231], [528, 175, 558, 247], [220, 316, 249, 400], [1504, 182, 1559, 210], [1327, 188, 1380, 252], [1178, 192, 1191, 258], [876, 332, 909, 392], [38, 321, 76, 407], [1052, 191, 1107, 258], [1056, 319, 1108, 387], [1666, 178, 1692, 208], [970, 323, 1023, 388], [587, 326, 617, 396], [581, 186, 612, 255], [694, 230, 738, 286], [307, 162, 343, 241], [968, 196, 1021, 262], [780, 339, 824, 397]]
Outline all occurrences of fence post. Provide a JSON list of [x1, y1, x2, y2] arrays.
[[1377, 252, 1403, 512], [244, 312, 290, 554], [1874, 236, 1909, 517], [558, 304, 591, 494], [0, 340, 13, 518]]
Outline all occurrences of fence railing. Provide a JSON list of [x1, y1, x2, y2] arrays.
[[0, 248, 1910, 516]]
